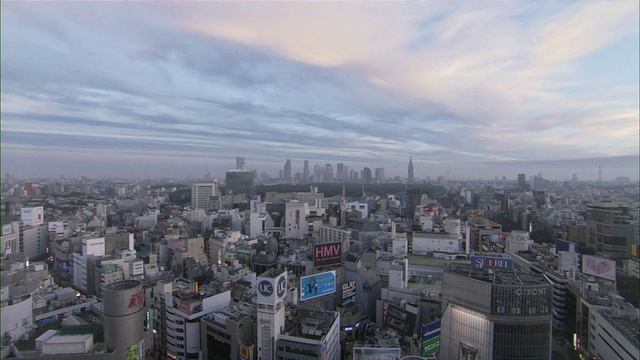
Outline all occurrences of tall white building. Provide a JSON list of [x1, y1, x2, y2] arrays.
[[191, 182, 219, 210], [257, 269, 287, 360], [284, 201, 310, 240]]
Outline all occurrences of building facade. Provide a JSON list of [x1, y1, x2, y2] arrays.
[[440, 264, 553, 360]]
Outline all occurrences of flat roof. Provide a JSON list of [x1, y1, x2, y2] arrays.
[[446, 263, 550, 286]]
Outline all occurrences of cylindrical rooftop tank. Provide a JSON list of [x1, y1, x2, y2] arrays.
[[102, 280, 145, 355], [443, 218, 461, 237]]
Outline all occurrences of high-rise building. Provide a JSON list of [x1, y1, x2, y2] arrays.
[[284, 159, 292, 182], [586, 201, 635, 258], [191, 182, 219, 210], [362, 167, 372, 183], [374, 168, 385, 183], [517, 173, 526, 190], [406, 187, 423, 227], [440, 263, 553, 360], [257, 269, 287, 360], [303, 160, 310, 183], [324, 164, 334, 182], [225, 170, 254, 197], [236, 157, 246, 171], [337, 163, 345, 182], [408, 157, 414, 183]]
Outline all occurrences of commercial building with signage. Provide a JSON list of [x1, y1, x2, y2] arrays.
[[440, 263, 553, 360], [276, 306, 340, 360], [201, 302, 255, 360], [256, 268, 287, 360]]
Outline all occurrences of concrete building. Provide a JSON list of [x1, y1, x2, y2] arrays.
[[201, 302, 255, 360], [440, 263, 553, 360], [410, 232, 461, 255], [153, 280, 231, 360], [191, 181, 219, 210], [586, 201, 635, 258], [225, 170, 254, 197], [276, 306, 341, 360], [102, 280, 146, 358], [284, 201, 310, 240], [566, 282, 639, 360], [256, 268, 287, 360]]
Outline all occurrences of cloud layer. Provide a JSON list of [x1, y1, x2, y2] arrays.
[[2, 1, 638, 180]]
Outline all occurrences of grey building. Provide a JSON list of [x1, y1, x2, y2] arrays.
[[440, 263, 553, 360]]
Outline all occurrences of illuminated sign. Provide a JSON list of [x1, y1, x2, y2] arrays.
[[314, 242, 342, 267], [300, 271, 336, 301], [471, 256, 513, 269], [342, 280, 356, 300]]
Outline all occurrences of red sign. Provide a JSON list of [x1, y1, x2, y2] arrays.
[[128, 291, 145, 309]]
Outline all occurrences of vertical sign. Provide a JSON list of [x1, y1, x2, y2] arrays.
[[422, 319, 441, 357]]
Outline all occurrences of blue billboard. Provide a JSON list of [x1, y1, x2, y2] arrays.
[[471, 255, 513, 269], [422, 319, 441, 357], [300, 271, 336, 301]]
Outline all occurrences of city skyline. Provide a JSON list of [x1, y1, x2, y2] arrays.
[[2, 2, 639, 181]]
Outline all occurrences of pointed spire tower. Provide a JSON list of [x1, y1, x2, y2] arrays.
[[408, 157, 415, 184]]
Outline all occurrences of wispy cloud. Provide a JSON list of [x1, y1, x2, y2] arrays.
[[1, 1, 638, 180]]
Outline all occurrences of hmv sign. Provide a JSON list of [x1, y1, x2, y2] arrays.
[[314, 242, 342, 267]]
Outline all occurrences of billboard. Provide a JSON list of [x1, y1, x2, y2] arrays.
[[471, 255, 514, 269], [422, 320, 441, 356], [385, 304, 418, 337], [341, 280, 356, 300], [21, 206, 44, 226], [314, 242, 342, 267], [582, 255, 616, 281], [48, 222, 65, 234], [300, 271, 336, 301], [172, 297, 203, 315], [353, 347, 401, 360], [257, 270, 287, 311]]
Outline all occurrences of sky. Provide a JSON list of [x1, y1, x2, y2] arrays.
[[2, 1, 639, 181]]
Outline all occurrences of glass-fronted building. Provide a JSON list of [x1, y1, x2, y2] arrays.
[[441, 263, 553, 360]]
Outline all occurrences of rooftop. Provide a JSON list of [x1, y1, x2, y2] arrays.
[[446, 263, 550, 286], [282, 306, 338, 341]]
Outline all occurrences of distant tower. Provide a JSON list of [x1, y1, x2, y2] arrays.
[[408, 157, 414, 183], [284, 159, 292, 182], [598, 164, 602, 183], [236, 157, 246, 171], [303, 160, 310, 183]]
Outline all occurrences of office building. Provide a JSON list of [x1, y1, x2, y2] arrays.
[[236, 157, 246, 171], [191, 182, 219, 210], [276, 306, 341, 360], [225, 170, 255, 197], [586, 201, 635, 258], [374, 168, 385, 183], [201, 303, 255, 360], [408, 157, 414, 183], [566, 282, 638, 360], [153, 280, 231, 360], [517, 173, 526, 190], [284, 159, 292, 182], [303, 160, 310, 183], [440, 263, 553, 360]]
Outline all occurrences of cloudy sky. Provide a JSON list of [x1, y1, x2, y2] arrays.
[[2, 1, 639, 181]]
